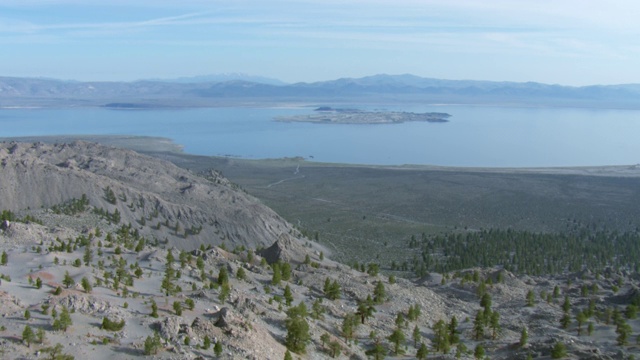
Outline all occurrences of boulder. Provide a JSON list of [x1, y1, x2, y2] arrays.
[[257, 233, 306, 264], [153, 316, 183, 341]]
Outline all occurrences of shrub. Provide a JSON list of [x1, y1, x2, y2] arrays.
[[551, 341, 567, 359], [185, 298, 195, 311], [144, 332, 162, 355]]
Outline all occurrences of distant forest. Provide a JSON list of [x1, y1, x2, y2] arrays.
[[402, 227, 640, 277]]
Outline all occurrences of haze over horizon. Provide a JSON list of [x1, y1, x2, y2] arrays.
[[1, 1, 639, 86]]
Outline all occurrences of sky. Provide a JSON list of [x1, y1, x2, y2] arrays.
[[1, 0, 639, 86]]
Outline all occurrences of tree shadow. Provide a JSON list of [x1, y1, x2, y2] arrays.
[[111, 345, 143, 356], [0, 334, 22, 344]]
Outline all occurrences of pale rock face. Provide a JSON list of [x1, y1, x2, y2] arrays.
[[0, 141, 300, 250]]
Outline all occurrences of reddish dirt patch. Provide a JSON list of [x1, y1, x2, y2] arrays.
[[30, 271, 54, 281]]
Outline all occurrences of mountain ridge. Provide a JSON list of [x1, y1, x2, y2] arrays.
[[2, 74, 640, 108]]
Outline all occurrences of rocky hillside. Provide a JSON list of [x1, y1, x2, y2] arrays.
[[1, 210, 640, 359], [0, 141, 296, 250], [0, 141, 639, 359]]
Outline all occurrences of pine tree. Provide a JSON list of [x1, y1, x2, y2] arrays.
[[395, 312, 406, 329], [281, 262, 292, 282], [150, 299, 159, 318], [285, 303, 310, 353], [236, 267, 246, 281], [161, 271, 175, 296], [473, 310, 485, 340], [324, 279, 340, 300], [407, 304, 421, 321], [284, 349, 293, 360], [456, 343, 469, 359], [490, 311, 501, 339], [173, 301, 182, 316], [448, 316, 460, 344], [341, 313, 357, 343], [560, 313, 571, 329], [52, 305, 72, 331], [373, 280, 386, 304], [480, 293, 492, 310], [625, 304, 638, 319], [323, 277, 331, 294], [22, 325, 35, 347], [388, 326, 406, 355], [520, 327, 528, 347], [551, 341, 567, 358], [1, 250, 7, 265], [320, 332, 331, 348], [81, 277, 92, 293], [83, 242, 93, 265], [412, 324, 421, 347], [576, 311, 587, 335], [144, 332, 162, 355], [416, 342, 429, 360], [272, 263, 282, 286], [284, 285, 293, 306], [181, 298, 192, 311], [365, 343, 386, 360], [311, 299, 326, 320], [104, 186, 117, 204], [432, 319, 450, 353], [329, 341, 342, 358], [356, 296, 376, 324], [474, 344, 485, 359], [526, 289, 535, 307], [562, 295, 571, 312], [219, 282, 231, 303], [218, 266, 229, 286], [62, 271, 74, 288], [36, 327, 46, 344], [616, 320, 632, 345]]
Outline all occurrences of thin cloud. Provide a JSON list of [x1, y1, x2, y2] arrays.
[[0, 12, 212, 34]]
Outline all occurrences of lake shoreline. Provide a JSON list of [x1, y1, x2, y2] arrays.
[[2, 134, 640, 178]]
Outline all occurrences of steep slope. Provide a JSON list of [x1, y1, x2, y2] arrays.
[[0, 141, 297, 249]]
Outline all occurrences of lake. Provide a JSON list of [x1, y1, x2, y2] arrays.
[[1, 105, 639, 167]]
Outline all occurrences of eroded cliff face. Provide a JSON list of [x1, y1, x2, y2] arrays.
[[0, 141, 298, 249]]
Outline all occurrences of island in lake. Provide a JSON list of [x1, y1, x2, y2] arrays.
[[275, 107, 451, 124]]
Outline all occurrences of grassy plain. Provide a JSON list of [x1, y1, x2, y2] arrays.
[[159, 152, 640, 268], [10, 135, 640, 269]]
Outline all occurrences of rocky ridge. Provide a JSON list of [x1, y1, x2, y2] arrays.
[[0, 141, 296, 250]]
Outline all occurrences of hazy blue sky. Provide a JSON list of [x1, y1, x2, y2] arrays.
[[1, 0, 639, 85]]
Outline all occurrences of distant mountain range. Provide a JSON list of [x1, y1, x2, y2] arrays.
[[144, 73, 287, 86], [1, 73, 640, 108]]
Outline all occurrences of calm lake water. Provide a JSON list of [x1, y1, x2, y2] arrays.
[[1, 105, 639, 167]]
